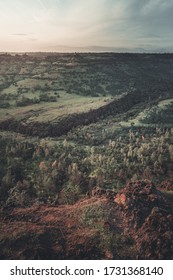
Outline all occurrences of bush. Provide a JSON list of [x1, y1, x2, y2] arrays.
[[91, 92, 99, 97], [0, 102, 10, 108], [63, 183, 81, 204], [39, 93, 57, 102], [16, 97, 40, 106]]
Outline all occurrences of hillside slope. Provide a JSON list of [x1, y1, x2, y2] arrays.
[[0, 181, 172, 260]]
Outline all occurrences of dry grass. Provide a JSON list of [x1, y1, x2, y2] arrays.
[[0, 93, 111, 123]]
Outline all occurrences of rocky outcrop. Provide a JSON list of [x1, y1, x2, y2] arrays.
[[115, 180, 173, 259], [0, 180, 172, 260], [91, 186, 116, 200]]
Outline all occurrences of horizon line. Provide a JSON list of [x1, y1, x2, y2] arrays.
[[1, 51, 173, 55]]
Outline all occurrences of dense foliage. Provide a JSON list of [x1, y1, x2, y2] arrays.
[[0, 124, 173, 207]]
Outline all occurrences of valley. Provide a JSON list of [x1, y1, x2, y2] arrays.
[[0, 52, 173, 259]]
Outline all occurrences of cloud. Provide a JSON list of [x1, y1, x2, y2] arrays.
[[1, 0, 173, 51], [11, 33, 28, 36], [28, 38, 37, 41], [125, 0, 173, 44]]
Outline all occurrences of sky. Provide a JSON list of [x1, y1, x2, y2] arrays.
[[0, 0, 173, 52]]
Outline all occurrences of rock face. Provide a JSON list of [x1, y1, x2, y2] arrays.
[[115, 180, 173, 259]]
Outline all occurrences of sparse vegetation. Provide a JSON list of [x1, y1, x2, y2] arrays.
[[0, 53, 173, 260]]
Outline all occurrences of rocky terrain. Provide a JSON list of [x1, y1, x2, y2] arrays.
[[0, 180, 172, 260]]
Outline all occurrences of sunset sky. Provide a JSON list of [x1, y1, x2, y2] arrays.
[[0, 0, 173, 52]]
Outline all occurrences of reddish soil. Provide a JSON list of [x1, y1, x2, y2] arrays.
[[0, 197, 123, 259], [0, 181, 173, 260]]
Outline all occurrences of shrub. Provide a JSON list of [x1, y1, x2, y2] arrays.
[[39, 93, 57, 102], [16, 97, 40, 106], [0, 102, 10, 108]]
